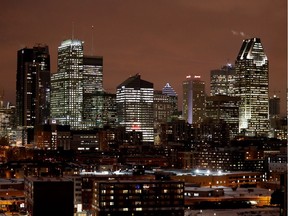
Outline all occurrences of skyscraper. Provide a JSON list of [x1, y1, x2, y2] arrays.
[[162, 83, 178, 113], [154, 90, 177, 123], [206, 95, 240, 140], [116, 74, 154, 143], [210, 64, 236, 96], [16, 44, 51, 128], [182, 75, 206, 126], [235, 38, 270, 136], [83, 56, 103, 93], [82, 56, 104, 129], [269, 95, 280, 118], [102, 92, 117, 128], [51, 39, 84, 129]]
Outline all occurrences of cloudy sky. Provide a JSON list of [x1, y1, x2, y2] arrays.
[[0, 0, 286, 114]]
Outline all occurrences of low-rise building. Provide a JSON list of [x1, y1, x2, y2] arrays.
[[25, 176, 74, 216], [92, 179, 185, 216]]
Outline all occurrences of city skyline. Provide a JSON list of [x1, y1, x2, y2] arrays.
[[0, 1, 286, 115]]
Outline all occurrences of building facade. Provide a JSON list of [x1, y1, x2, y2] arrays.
[[210, 64, 236, 96], [51, 39, 84, 129], [154, 90, 177, 123], [25, 176, 74, 216], [235, 38, 270, 136], [269, 95, 280, 118], [0, 98, 15, 141], [102, 92, 117, 128], [16, 44, 51, 128], [162, 83, 178, 113], [92, 180, 185, 216], [206, 95, 240, 140], [182, 75, 206, 126], [116, 74, 154, 144], [82, 56, 104, 129]]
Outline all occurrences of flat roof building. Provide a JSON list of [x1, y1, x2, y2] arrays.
[[92, 179, 185, 216], [25, 176, 74, 216]]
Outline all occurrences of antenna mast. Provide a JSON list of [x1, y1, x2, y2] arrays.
[[91, 25, 94, 55]]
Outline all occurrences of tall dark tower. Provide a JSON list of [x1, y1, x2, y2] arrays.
[[235, 38, 269, 136], [16, 44, 51, 128]]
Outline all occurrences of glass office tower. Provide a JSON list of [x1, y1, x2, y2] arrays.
[[182, 75, 206, 126], [82, 56, 104, 129], [16, 44, 51, 128], [116, 74, 154, 143], [51, 39, 84, 129], [210, 64, 236, 96], [235, 38, 270, 136]]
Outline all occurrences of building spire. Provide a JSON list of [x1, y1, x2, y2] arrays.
[[91, 25, 94, 55]]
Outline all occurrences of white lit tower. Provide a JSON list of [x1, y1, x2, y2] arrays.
[[235, 38, 270, 136], [116, 74, 154, 143], [51, 39, 84, 129], [182, 75, 206, 126], [210, 64, 236, 96]]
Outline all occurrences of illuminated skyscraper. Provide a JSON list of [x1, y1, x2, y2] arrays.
[[82, 56, 104, 129], [51, 39, 84, 129], [182, 75, 206, 126], [154, 90, 175, 123], [116, 74, 154, 143], [162, 83, 178, 113], [16, 44, 51, 128], [235, 38, 270, 136], [210, 64, 236, 96], [83, 56, 103, 93]]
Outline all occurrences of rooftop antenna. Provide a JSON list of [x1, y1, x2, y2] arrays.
[[91, 25, 94, 55]]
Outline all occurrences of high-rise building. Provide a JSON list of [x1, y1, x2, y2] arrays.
[[51, 39, 84, 129], [210, 64, 236, 96], [83, 56, 103, 93], [82, 56, 104, 129], [268, 95, 284, 139], [269, 95, 280, 117], [182, 75, 206, 126], [16, 44, 51, 128], [102, 92, 117, 128], [235, 38, 270, 136], [51, 40, 105, 130], [162, 82, 178, 113], [116, 74, 154, 143], [0, 97, 16, 144], [154, 89, 178, 146], [154, 90, 177, 123], [206, 95, 240, 140]]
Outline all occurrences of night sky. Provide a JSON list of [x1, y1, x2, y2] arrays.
[[0, 1, 286, 114]]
